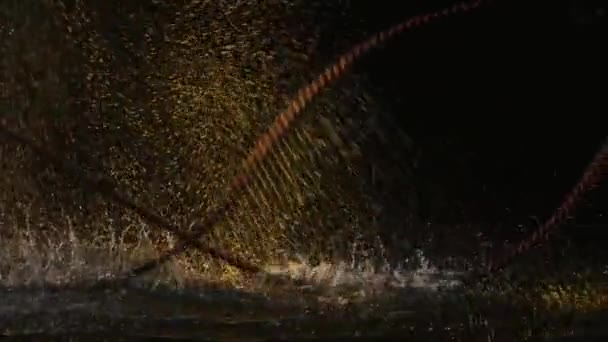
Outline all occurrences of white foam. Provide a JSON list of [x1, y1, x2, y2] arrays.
[[264, 249, 464, 294]]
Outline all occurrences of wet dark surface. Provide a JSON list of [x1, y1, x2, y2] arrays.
[[1, 284, 607, 341]]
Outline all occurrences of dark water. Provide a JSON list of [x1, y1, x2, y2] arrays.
[[0, 284, 482, 341], [1, 282, 607, 341]]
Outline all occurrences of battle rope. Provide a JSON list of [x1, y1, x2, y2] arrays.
[[3, 0, 497, 284], [5, 0, 603, 291], [0, 124, 262, 276], [481, 137, 608, 277], [120, 0, 491, 279]]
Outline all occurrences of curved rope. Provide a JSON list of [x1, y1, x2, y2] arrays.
[[6, 0, 603, 290], [472, 137, 608, 282], [120, 0, 490, 279], [0, 123, 262, 276]]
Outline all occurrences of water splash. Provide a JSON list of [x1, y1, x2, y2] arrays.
[[264, 249, 464, 296]]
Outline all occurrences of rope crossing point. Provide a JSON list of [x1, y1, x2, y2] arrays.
[[0, 124, 263, 276], [0, 0, 492, 286], [2, 0, 605, 290], [119, 0, 491, 280]]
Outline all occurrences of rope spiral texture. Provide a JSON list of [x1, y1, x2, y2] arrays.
[[3, 0, 605, 291], [483, 138, 608, 276], [121, 0, 490, 279]]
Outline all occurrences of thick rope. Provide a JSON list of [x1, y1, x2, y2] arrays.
[[2, 0, 495, 284], [120, 0, 491, 279], [0, 124, 262, 277], [467, 137, 608, 285], [6, 0, 603, 291]]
